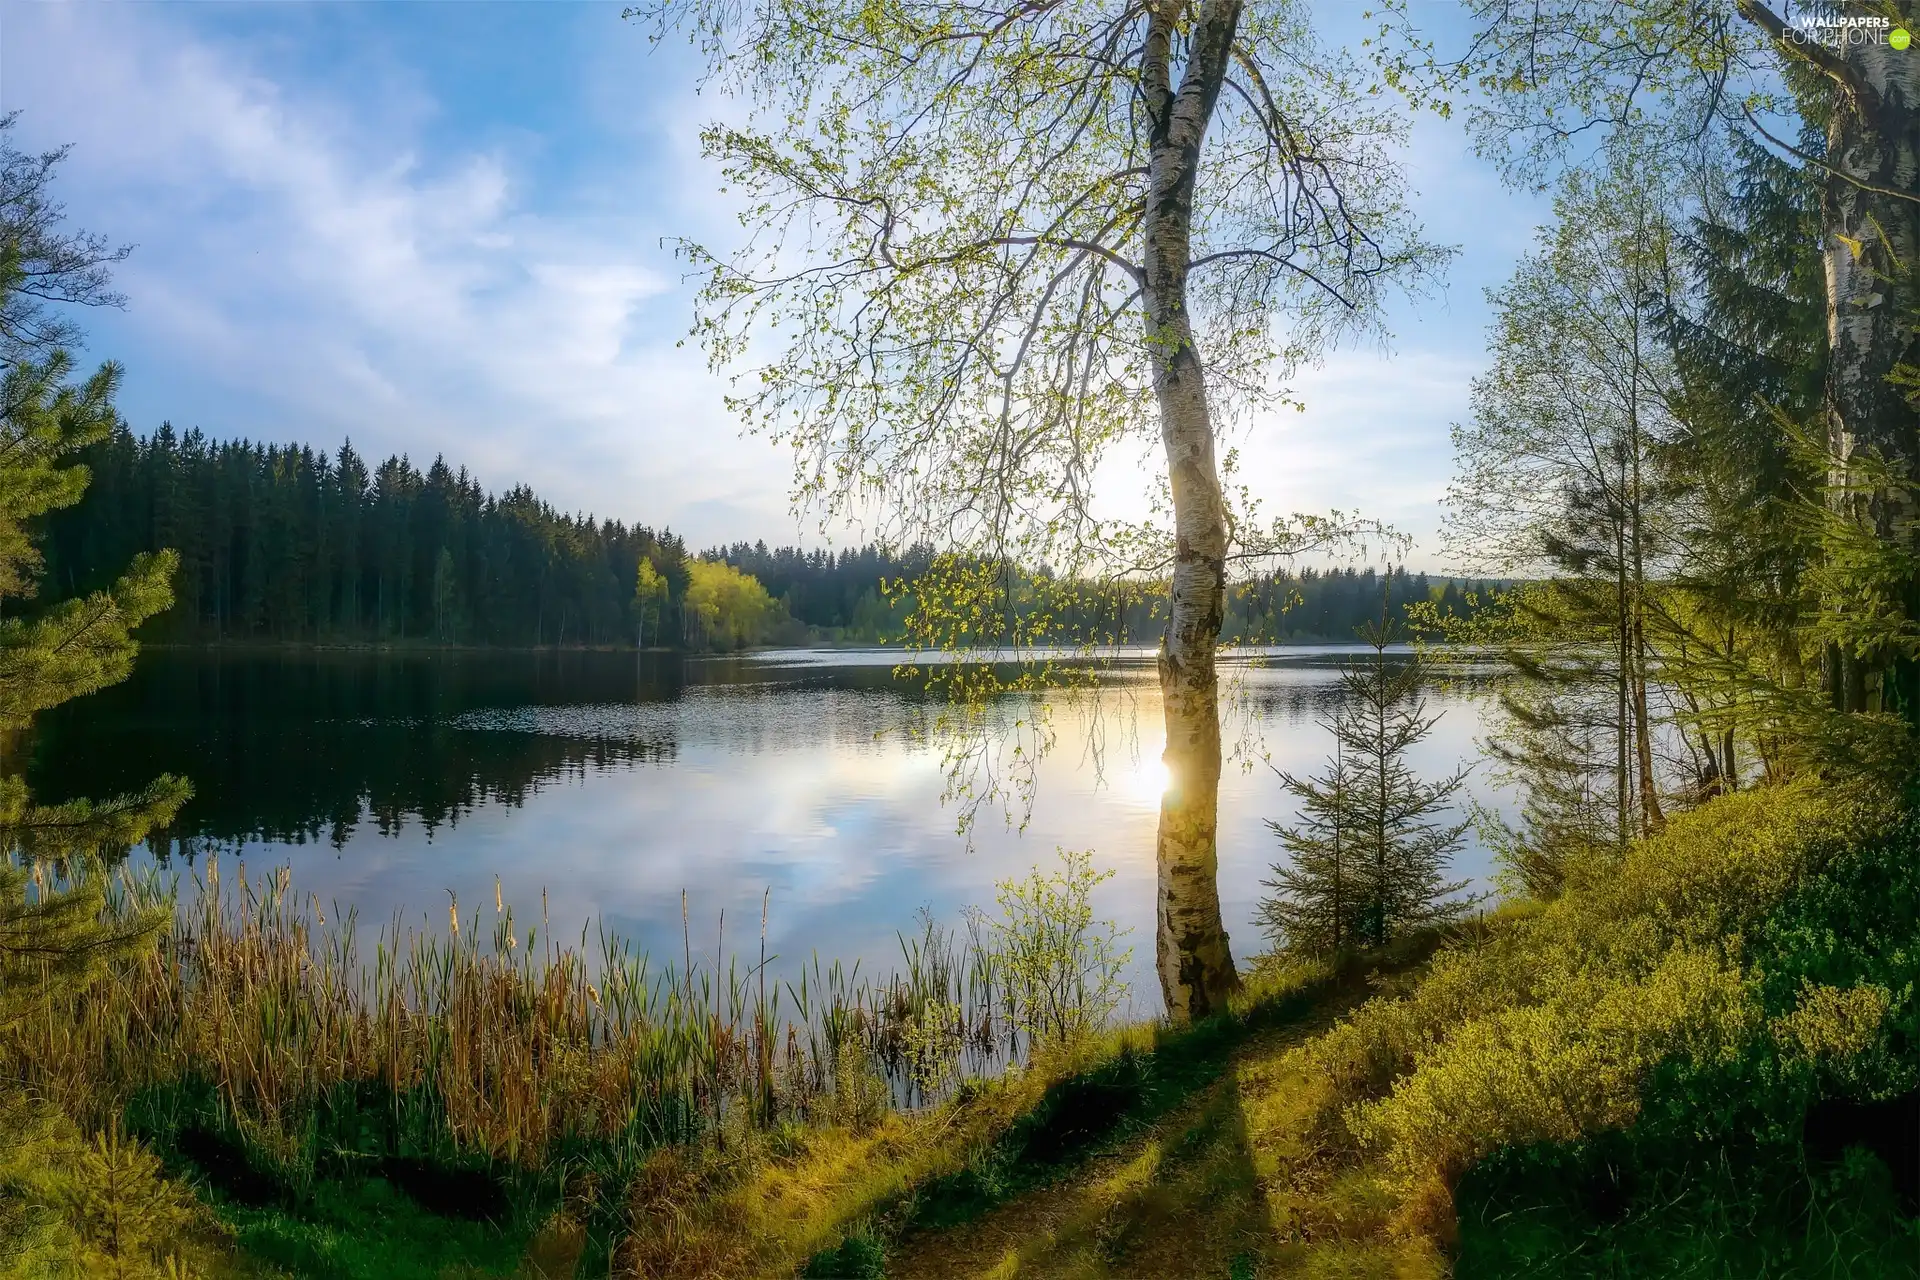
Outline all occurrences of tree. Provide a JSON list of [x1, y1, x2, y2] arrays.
[[634, 557, 667, 649], [683, 559, 778, 651], [0, 143, 177, 1028], [1447, 165, 1683, 842], [645, 0, 1444, 1018], [1256, 738, 1361, 954], [1386, 0, 1920, 737], [48, 425, 700, 649], [0, 115, 131, 370], [1653, 134, 1829, 790], [432, 546, 457, 642], [1258, 611, 1472, 953]]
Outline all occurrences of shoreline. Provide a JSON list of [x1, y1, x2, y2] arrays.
[[138, 635, 1431, 656]]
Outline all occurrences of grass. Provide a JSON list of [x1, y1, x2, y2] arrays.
[[0, 849, 1126, 1275], [890, 934, 1441, 1239], [877, 949, 1461, 1279], [213, 1174, 535, 1280], [604, 933, 1452, 1278], [756, 784, 1920, 1279], [6, 786, 1918, 1276], [1455, 1132, 1920, 1278]]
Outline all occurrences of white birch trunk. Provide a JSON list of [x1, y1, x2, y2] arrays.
[[1142, 0, 1242, 1021], [1820, 5, 1920, 720]]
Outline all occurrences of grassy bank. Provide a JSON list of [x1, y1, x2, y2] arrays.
[[2, 785, 1916, 1277], [610, 784, 1920, 1277], [0, 853, 1128, 1276]]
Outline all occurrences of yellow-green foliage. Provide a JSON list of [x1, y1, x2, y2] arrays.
[[0, 1090, 249, 1280], [1771, 978, 1892, 1065], [617, 1037, 1112, 1278], [615, 956, 1350, 1279], [1296, 784, 1893, 1236], [986, 849, 1132, 1048], [683, 559, 780, 650]]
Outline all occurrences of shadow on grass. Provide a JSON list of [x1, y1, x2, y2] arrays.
[[125, 1076, 620, 1279], [1456, 1108, 1920, 1278], [810, 932, 1451, 1277]]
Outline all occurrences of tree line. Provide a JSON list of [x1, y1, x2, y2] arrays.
[[43, 423, 693, 647], [714, 538, 1500, 646], [42, 431, 1500, 652]]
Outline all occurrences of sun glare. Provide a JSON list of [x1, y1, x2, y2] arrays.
[[1128, 756, 1172, 805]]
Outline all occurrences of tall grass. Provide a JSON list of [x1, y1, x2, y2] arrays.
[[2, 848, 1126, 1223]]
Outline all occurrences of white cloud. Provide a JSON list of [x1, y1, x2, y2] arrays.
[[0, 2, 1526, 559], [1, 2, 785, 544]]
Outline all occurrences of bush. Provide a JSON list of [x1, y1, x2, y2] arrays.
[[1454, 800, 1920, 1273], [801, 1233, 886, 1278], [1294, 784, 1904, 1237], [984, 848, 1132, 1048], [0, 1091, 237, 1280]]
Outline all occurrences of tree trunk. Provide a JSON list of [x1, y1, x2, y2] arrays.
[[1631, 615, 1663, 830], [1142, 0, 1242, 1021], [1626, 263, 1665, 833], [1820, 8, 1920, 724], [1614, 481, 1631, 847]]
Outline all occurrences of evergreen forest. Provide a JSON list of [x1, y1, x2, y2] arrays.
[[46, 424, 1502, 650]]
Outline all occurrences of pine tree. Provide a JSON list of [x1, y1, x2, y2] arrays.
[[0, 124, 178, 1027], [1259, 611, 1475, 954], [0, 118, 182, 1268]]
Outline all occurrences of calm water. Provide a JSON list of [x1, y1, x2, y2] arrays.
[[25, 647, 1508, 1009]]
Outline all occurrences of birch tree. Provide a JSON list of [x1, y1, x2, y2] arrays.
[[1386, 0, 1920, 739], [1448, 167, 1684, 840], [640, 0, 1444, 1017]]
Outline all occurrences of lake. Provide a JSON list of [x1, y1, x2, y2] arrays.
[[25, 646, 1508, 1012]]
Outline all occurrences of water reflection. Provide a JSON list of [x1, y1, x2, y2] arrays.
[[26, 647, 1508, 1004]]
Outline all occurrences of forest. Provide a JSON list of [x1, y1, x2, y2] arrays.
[[4, 2, 1920, 1279], [43, 424, 689, 647], [45, 426, 1501, 650]]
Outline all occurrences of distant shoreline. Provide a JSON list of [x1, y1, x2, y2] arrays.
[[140, 635, 1427, 656]]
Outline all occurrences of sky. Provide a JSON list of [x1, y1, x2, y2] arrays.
[[0, 1, 1548, 568]]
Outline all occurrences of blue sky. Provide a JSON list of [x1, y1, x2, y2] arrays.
[[0, 1, 1545, 566]]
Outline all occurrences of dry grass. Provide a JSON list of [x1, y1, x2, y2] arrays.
[[3, 855, 1052, 1193], [0, 846, 1146, 1280]]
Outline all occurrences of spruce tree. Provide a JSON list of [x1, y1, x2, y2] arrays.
[[1256, 739, 1362, 955], [1259, 615, 1474, 954]]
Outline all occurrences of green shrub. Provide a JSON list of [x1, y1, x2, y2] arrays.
[[985, 848, 1132, 1048], [1445, 794, 1920, 1270], [802, 1233, 886, 1278], [1296, 785, 1902, 1235], [0, 1090, 241, 1280]]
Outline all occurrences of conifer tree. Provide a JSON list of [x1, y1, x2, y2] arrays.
[[1259, 612, 1474, 953], [1256, 739, 1361, 954], [0, 123, 177, 1026]]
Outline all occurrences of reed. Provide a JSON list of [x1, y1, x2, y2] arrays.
[[1, 848, 1125, 1224]]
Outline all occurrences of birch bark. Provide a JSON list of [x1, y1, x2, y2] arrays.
[[1818, 7, 1920, 721], [1143, 0, 1244, 1019]]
